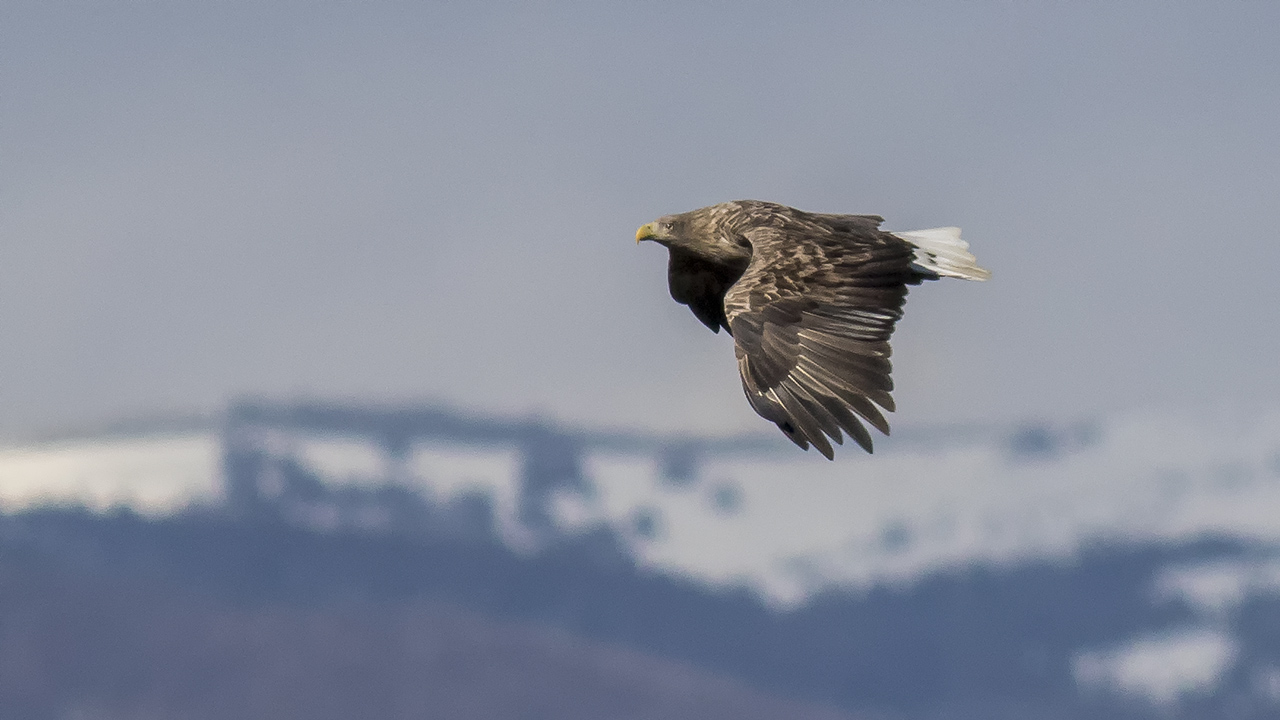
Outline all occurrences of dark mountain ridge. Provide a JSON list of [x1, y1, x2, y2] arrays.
[[3, 507, 1274, 719]]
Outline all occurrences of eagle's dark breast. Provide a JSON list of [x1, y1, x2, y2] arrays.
[[669, 201, 926, 457], [666, 249, 744, 333]]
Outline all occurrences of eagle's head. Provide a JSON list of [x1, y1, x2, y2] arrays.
[[634, 215, 682, 245], [635, 206, 752, 265]]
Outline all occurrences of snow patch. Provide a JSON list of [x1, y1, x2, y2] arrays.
[[1074, 628, 1238, 706]]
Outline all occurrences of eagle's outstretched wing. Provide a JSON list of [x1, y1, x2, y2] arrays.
[[724, 220, 917, 458]]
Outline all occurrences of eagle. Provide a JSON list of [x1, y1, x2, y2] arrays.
[[636, 200, 989, 458]]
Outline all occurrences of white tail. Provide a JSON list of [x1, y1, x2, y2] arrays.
[[893, 226, 990, 281]]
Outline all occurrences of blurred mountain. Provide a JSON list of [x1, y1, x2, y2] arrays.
[[0, 528, 852, 720], [2, 400, 1280, 718]]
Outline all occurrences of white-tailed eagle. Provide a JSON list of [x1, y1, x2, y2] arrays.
[[637, 200, 989, 458]]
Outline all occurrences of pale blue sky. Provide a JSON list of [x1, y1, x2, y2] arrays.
[[3, 1, 1279, 437]]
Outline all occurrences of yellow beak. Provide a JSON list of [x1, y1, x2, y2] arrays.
[[635, 223, 656, 243]]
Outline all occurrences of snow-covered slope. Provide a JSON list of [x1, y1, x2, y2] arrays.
[[615, 409, 1280, 604], [5, 410, 1280, 601], [0, 434, 221, 514]]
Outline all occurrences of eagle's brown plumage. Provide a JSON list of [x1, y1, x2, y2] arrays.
[[637, 200, 988, 459]]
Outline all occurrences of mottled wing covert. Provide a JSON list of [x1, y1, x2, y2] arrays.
[[725, 223, 917, 457]]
